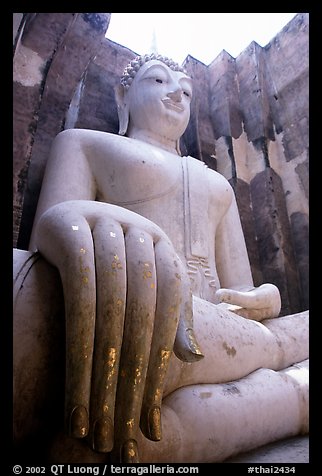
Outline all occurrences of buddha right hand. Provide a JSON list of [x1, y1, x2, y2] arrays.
[[34, 199, 203, 460]]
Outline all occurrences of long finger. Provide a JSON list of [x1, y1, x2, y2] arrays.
[[37, 208, 96, 440], [89, 218, 126, 452], [140, 237, 182, 441], [173, 258, 204, 363], [112, 227, 157, 463]]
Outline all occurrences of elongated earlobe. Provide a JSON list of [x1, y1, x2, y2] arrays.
[[176, 139, 182, 156], [114, 84, 129, 136]]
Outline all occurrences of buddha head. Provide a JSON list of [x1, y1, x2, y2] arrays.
[[115, 53, 193, 154]]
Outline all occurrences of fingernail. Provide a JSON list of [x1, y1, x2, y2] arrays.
[[140, 405, 162, 441], [92, 417, 114, 453], [69, 405, 88, 438], [148, 405, 162, 441], [121, 439, 139, 463], [187, 328, 204, 360]]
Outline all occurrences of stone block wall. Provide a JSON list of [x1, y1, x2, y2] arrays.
[[13, 13, 112, 249], [13, 13, 309, 315], [206, 13, 309, 314]]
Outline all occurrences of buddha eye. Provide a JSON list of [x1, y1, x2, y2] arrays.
[[155, 78, 163, 84], [183, 91, 190, 97]]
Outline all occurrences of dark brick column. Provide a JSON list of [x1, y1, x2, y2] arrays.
[[14, 13, 111, 249]]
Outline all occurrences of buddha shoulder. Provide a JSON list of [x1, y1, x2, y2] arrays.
[[206, 166, 234, 210]]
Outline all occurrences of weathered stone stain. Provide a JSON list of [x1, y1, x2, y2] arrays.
[[200, 392, 212, 398], [13, 44, 45, 87], [222, 383, 241, 396], [223, 341, 237, 357]]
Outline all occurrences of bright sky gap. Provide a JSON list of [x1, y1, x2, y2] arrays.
[[106, 13, 298, 66]]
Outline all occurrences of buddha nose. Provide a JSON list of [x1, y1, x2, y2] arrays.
[[167, 88, 182, 102]]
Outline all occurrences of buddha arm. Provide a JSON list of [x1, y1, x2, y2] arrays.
[[29, 129, 96, 251], [215, 193, 281, 320]]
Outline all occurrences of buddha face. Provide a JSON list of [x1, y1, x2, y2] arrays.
[[124, 60, 193, 142]]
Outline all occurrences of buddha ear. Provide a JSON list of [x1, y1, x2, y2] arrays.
[[114, 84, 129, 135], [176, 139, 182, 156]]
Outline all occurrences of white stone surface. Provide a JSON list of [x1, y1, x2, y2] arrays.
[[224, 435, 309, 463]]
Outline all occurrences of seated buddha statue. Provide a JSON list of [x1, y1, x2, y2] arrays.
[[13, 53, 309, 463]]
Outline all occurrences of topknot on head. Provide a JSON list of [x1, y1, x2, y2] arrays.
[[120, 53, 188, 89]]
